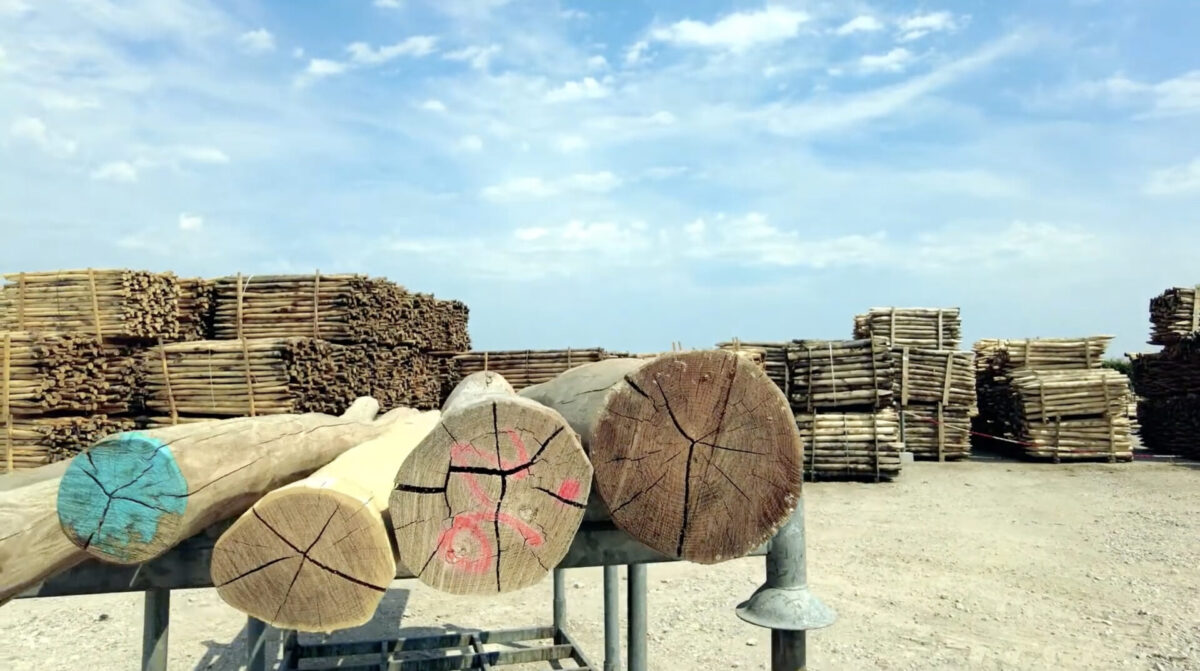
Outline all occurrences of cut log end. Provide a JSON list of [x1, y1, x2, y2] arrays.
[[390, 386, 591, 596], [56, 432, 187, 565], [211, 486, 394, 633], [594, 350, 802, 564]]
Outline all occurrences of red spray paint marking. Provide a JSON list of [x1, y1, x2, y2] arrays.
[[556, 478, 581, 504]]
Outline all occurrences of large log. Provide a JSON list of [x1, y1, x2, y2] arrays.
[[390, 372, 591, 595], [0, 460, 75, 604], [55, 398, 412, 565], [519, 350, 801, 564], [211, 408, 441, 632]]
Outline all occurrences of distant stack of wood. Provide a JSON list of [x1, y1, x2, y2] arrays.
[[6, 415, 136, 466], [0, 270, 180, 340], [1148, 287, 1200, 346], [854, 307, 961, 349], [210, 274, 469, 351], [973, 336, 1132, 462], [177, 278, 213, 341], [450, 349, 608, 391], [717, 340, 789, 395], [795, 408, 902, 481], [894, 348, 977, 460], [1136, 394, 1200, 458], [788, 338, 893, 411]]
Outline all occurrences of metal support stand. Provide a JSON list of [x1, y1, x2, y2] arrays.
[[141, 588, 169, 671], [603, 565, 621, 671], [552, 567, 566, 643], [737, 498, 836, 671], [626, 564, 647, 671], [247, 617, 268, 671]]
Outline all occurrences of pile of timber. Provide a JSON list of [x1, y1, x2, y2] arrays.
[[3, 415, 136, 468], [1011, 369, 1131, 421], [854, 307, 961, 349], [974, 337, 1111, 373], [1148, 286, 1200, 345], [0, 270, 180, 340], [900, 405, 972, 460], [787, 338, 893, 411], [894, 348, 977, 460], [794, 408, 902, 481], [1136, 395, 1200, 458], [177, 278, 213, 341], [716, 340, 789, 394], [209, 274, 469, 350], [450, 348, 607, 391], [0, 332, 109, 414], [1130, 348, 1200, 397]]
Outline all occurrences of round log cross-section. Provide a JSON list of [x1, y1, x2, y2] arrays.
[[520, 350, 802, 564], [389, 371, 592, 595]]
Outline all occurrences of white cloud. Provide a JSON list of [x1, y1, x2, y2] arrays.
[[1143, 158, 1200, 196], [421, 99, 448, 112], [0, 0, 30, 17], [650, 7, 809, 52], [238, 28, 275, 53], [91, 161, 138, 183], [177, 146, 229, 164], [898, 12, 961, 42], [374, 0, 402, 8], [625, 40, 649, 65], [587, 55, 608, 70], [178, 213, 204, 231], [8, 116, 76, 156], [39, 91, 101, 111], [304, 58, 347, 80], [456, 134, 484, 152], [1074, 70, 1200, 118], [555, 135, 587, 153], [347, 36, 437, 64], [836, 15, 884, 36], [860, 48, 913, 74], [444, 44, 500, 70], [644, 166, 688, 179], [481, 171, 622, 200], [544, 76, 610, 103]]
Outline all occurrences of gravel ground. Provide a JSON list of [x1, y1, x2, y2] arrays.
[[3, 458, 1198, 670]]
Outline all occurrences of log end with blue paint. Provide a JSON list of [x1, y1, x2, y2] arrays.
[[57, 432, 187, 565]]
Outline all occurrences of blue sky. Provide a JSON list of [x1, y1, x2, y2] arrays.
[[1, 1, 1198, 357]]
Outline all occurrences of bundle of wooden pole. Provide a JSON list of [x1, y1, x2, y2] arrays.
[[898, 405, 972, 460], [209, 274, 468, 350], [787, 338, 894, 411], [794, 409, 902, 481], [176, 278, 213, 341], [894, 348, 977, 408], [0, 332, 109, 414], [452, 348, 607, 391], [340, 344, 441, 411], [1148, 286, 1200, 345], [853, 307, 962, 349], [2, 415, 137, 470], [1011, 369, 1131, 421], [1129, 349, 1200, 397], [520, 350, 802, 564], [54, 398, 411, 565], [1136, 394, 1200, 458], [1019, 415, 1133, 461], [974, 336, 1112, 373], [212, 407, 442, 632], [391, 372, 592, 595], [0, 270, 180, 340], [716, 340, 789, 395]]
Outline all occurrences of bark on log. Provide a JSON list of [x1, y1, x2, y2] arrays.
[[55, 398, 414, 565], [211, 408, 440, 632], [390, 371, 591, 594], [519, 350, 801, 564]]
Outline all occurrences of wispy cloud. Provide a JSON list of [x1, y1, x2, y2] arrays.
[[298, 36, 437, 85], [374, 0, 402, 8], [238, 28, 275, 54], [421, 99, 448, 112], [481, 172, 622, 200], [649, 7, 810, 52], [859, 48, 913, 74], [1144, 158, 1200, 196], [8, 117, 76, 156], [835, 15, 884, 36], [1077, 71, 1200, 118], [91, 161, 138, 183], [544, 76, 611, 103], [443, 44, 500, 70], [178, 213, 204, 231], [898, 12, 962, 42]]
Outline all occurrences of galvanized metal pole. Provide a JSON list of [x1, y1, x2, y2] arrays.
[[553, 567, 566, 643], [141, 588, 169, 671], [626, 563, 647, 671], [246, 617, 268, 671], [603, 565, 621, 671]]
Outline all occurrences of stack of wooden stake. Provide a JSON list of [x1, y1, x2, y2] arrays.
[[794, 408, 903, 480], [177, 279, 213, 341], [1148, 287, 1200, 346], [450, 349, 607, 391], [1133, 290, 1200, 457], [973, 336, 1132, 461], [854, 307, 962, 349], [716, 340, 790, 395], [894, 347, 977, 460], [0, 270, 180, 340]]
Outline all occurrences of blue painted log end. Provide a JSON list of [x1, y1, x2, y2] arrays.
[[56, 432, 187, 565]]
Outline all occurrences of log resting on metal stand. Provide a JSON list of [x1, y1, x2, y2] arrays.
[[142, 587, 169, 671], [737, 498, 836, 671]]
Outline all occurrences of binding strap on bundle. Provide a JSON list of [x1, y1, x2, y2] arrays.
[[3, 332, 10, 472], [158, 339, 178, 425], [240, 337, 257, 417], [87, 268, 102, 340], [313, 270, 321, 339]]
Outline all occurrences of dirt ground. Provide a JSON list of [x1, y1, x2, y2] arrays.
[[2, 458, 1198, 670]]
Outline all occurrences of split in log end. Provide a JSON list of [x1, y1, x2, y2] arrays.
[[56, 432, 187, 565]]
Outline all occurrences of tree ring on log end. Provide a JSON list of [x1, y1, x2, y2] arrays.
[[390, 397, 592, 595], [56, 432, 187, 564], [593, 350, 802, 564], [211, 485, 393, 633]]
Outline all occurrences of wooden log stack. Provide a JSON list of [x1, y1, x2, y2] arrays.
[[893, 348, 976, 460], [795, 408, 903, 482], [1011, 369, 1132, 423], [854, 307, 961, 349], [4, 415, 136, 469], [0, 270, 180, 340], [974, 337, 1111, 373], [1134, 288, 1200, 456], [1136, 394, 1200, 458], [1148, 286, 1200, 346], [716, 340, 789, 395], [0, 332, 109, 414], [177, 278, 214, 341], [787, 338, 894, 412], [450, 348, 608, 392]]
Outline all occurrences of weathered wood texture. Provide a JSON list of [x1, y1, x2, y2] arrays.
[[1136, 394, 1200, 458], [894, 347, 977, 409], [210, 274, 469, 350], [55, 398, 420, 565], [1011, 369, 1132, 421], [0, 332, 111, 414], [854, 307, 962, 349], [787, 338, 894, 412], [176, 278, 214, 342], [974, 337, 1112, 374], [4, 415, 137, 469], [899, 405, 972, 461], [520, 350, 802, 564], [391, 372, 592, 595], [1019, 415, 1133, 461], [450, 349, 608, 391], [0, 460, 79, 604], [1130, 343, 1200, 397], [212, 408, 441, 632], [716, 341, 789, 396], [0, 270, 180, 340], [1148, 286, 1200, 346], [795, 409, 902, 481]]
